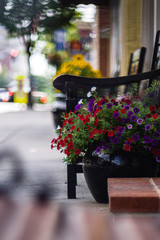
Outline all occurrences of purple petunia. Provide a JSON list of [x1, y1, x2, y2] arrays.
[[96, 147, 101, 153], [101, 100, 106, 105], [127, 111, 133, 117], [75, 104, 81, 111], [154, 131, 160, 137], [151, 139, 158, 146], [144, 136, 151, 143], [131, 115, 137, 122], [125, 118, 130, 123], [112, 138, 119, 144], [127, 124, 133, 129], [117, 133, 121, 138], [133, 107, 140, 113], [137, 118, 143, 124], [113, 102, 118, 106], [113, 112, 119, 118], [124, 105, 130, 111], [118, 127, 125, 134], [156, 155, 160, 162], [132, 134, 139, 141], [88, 99, 94, 112], [107, 103, 113, 109], [121, 118, 126, 124], [145, 124, 151, 131]]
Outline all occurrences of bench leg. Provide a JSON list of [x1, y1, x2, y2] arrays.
[[67, 164, 76, 199]]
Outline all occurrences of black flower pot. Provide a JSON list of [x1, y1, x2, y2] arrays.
[[83, 150, 157, 204]]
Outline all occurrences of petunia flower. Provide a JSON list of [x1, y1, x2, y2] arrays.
[[133, 107, 140, 113], [107, 103, 113, 108], [137, 118, 143, 124], [131, 115, 137, 122], [132, 134, 139, 141], [124, 105, 130, 111], [91, 86, 96, 92], [75, 104, 81, 111], [87, 91, 92, 97], [145, 124, 151, 131], [118, 127, 125, 133], [127, 124, 133, 129]]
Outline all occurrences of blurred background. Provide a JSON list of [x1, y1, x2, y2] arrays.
[[0, 0, 160, 201]]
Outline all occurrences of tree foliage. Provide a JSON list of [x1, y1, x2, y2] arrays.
[[0, 0, 80, 36]]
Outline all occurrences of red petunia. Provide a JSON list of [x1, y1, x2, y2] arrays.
[[128, 138, 133, 143], [64, 149, 70, 155], [121, 109, 126, 114], [64, 137, 68, 142], [68, 142, 74, 149], [95, 108, 101, 114], [70, 126, 75, 132], [104, 129, 107, 133], [153, 149, 159, 156], [62, 120, 67, 127], [108, 131, 114, 137], [87, 126, 91, 131], [95, 117, 99, 123], [79, 115, 85, 120], [146, 114, 151, 118], [68, 118, 74, 124], [68, 134, 73, 139], [98, 129, 103, 134], [75, 149, 81, 155], [124, 144, 131, 151], [111, 98, 116, 103], [89, 133, 94, 138], [61, 142, 65, 147], [92, 129, 98, 134], [125, 99, 132, 105], [152, 113, 159, 119], [83, 120, 87, 124], [149, 106, 156, 112], [97, 101, 102, 106], [65, 113, 69, 119], [86, 117, 90, 123]]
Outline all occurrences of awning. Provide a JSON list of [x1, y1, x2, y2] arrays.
[[59, 0, 110, 6]]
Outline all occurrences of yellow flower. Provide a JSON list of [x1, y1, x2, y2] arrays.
[[51, 54, 102, 81]]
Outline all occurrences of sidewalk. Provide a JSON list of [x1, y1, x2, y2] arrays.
[[0, 106, 108, 210]]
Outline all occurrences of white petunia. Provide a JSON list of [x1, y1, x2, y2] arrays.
[[57, 125, 61, 130], [87, 91, 92, 97], [91, 86, 96, 92], [78, 99, 83, 104]]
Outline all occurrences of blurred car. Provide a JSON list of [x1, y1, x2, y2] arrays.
[[0, 88, 12, 102], [32, 91, 48, 104]]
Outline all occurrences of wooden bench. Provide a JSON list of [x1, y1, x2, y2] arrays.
[[53, 31, 160, 199]]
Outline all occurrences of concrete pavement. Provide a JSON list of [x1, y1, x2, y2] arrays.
[[0, 105, 108, 211]]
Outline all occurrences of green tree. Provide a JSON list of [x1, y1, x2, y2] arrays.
[[0, 0, 80, 107]]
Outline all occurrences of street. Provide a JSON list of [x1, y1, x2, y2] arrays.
[[0, 104, 96, 205]]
